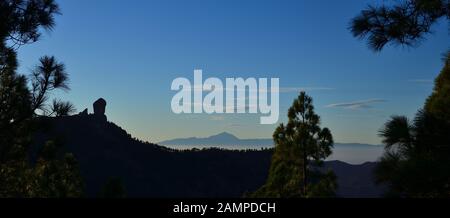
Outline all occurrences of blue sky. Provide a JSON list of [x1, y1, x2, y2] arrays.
[[17, 0, 449, 144]]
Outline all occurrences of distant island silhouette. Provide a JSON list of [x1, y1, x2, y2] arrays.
[[160, 132, 384, 164], [159, 132, 273, 147], [32, 98, 385, 197], [160, 132, 383, 148]]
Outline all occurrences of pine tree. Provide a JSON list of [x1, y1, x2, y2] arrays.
[[252, 92, 336, 198], [0, 0, 82, 197], [351, 0, 450, 198], [425, 52, 450, 122], [376, 52, 450, 197], [350, 0, 449, 51]]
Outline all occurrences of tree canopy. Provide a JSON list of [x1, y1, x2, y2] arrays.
[[0, 0, 82, 197], [376, 53, 450, 197], [251, 92, 336, 198], [350, 0, 449, 51]]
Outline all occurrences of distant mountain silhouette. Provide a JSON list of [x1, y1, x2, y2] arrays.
[[159, 132, 273, 147], [32, 99, 385, 197], [160, 132, 383, 148]]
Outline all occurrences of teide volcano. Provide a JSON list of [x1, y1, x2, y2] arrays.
[[159, 132, 273, 147], [33, 98, 384, 197]]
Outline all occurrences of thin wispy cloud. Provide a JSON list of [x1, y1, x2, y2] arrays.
[[326, 99, 387, 110]]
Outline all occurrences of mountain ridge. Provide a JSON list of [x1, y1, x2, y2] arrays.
[[159, 132, 383, 147], [32, 100, 385, 197]]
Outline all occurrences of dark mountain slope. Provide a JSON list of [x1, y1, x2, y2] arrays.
[[33, 114, 384, 198], [324, 161, 385, 197], [34, 114, 271, 197]]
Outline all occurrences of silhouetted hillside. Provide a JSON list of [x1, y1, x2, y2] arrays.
[[33, 114, 271, 197], [32, 105, 384, 197], [324, 161, 385, 197]]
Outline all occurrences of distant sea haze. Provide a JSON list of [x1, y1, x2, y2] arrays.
[[159, 132, 384, 165]]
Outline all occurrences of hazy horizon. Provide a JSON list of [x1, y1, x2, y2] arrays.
[[158, 131, 384, 145], [158, 132, 384, 164]]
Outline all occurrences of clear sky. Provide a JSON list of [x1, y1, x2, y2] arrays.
[[17, 0, 449, 144]]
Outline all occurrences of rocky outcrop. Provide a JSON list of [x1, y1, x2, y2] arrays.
[[93, 98, 106, 115], [92, 98, 107, 122]]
